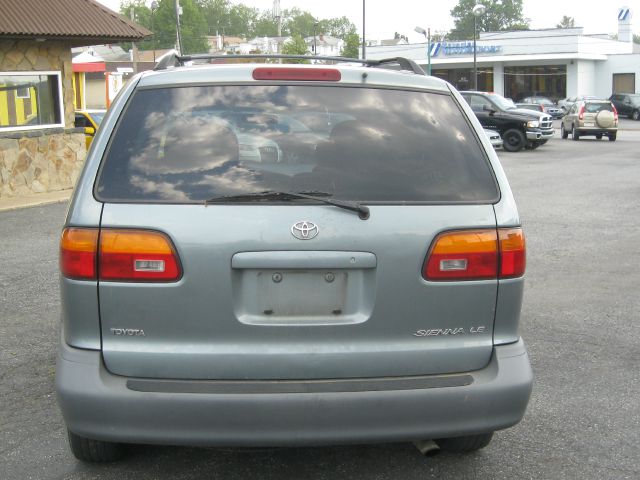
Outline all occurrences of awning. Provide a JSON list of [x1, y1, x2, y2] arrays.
[[72, 62, 106, 72]]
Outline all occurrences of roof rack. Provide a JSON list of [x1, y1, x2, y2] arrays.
[[154, 51, 425, 76]]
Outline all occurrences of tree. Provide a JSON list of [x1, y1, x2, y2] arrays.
[[319, 16, 357, 39], [199, 0, 231, 35], [119, 0, 153, 51], [226, 3, 259, 37], [341, 33, 360, 58], [178, 0, 209, 53], [282, 8, 317, 37], [123, 0, 208, 54], [449, 0, 529, 40], [281, 34, 309, 62], [556, 15, 575, 29], [634, 34, 640, 44]]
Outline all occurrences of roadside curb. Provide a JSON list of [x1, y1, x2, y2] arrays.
[[0, 189, 72, 213]]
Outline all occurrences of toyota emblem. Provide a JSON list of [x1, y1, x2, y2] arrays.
[[291, 221, 319, 240]]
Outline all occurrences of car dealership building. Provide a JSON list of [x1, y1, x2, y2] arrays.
[[366, 8, 640, 102]]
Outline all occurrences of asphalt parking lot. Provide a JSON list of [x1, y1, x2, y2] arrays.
[[1, 129, 639, 479]]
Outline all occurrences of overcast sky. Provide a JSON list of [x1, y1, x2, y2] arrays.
[[97, 0, 639, 42]]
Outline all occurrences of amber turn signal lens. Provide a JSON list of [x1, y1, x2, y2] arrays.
[[99, 229, 181, 282], [424, 228, 526, 281], [60, 228, 99, 280], [424, 230, 499, 281]]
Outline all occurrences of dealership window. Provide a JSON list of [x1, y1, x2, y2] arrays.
[[612, 73, 635, 94], [0, 72, 64, 131], [432, 68, 493, 92], [504, 65, 567, 103]]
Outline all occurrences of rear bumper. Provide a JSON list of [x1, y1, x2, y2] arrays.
[[56, 339, 533, 447], [576, 127, 617, 135]]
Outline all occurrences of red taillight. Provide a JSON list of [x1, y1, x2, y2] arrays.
[[60, 228, 181, 282], [612, 104, 618, 122], [99, 230, 181, 282], [60, 228, 98, 280], [498, 228, 526, 278], [423, 228, 525, 281], [578, 106, 585, 120], [252, 67, 341, 81], [424, 230, 498, 281]]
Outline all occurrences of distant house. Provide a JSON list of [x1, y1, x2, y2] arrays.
[[206, 35, 245, 53], [244, 37, 292, 55], [0, 0, 150, 199], [305, 35, 344, 56]]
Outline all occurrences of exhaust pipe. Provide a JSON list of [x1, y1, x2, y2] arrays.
[[413, 439, 441, 456]]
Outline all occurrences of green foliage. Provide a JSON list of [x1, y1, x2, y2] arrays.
[[281, 34, 309, 61], [556, 15, 575, 29], [121, 0, 208, 54], [198, 1, 356, 41], [320, 17, 357, 38], [634, 34, 640, 44], [120, 0, 357, 57], [449, 0, 529, 40], [341, 33, 360, 58]]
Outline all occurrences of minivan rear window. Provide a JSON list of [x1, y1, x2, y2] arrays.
[[95, 85, 498, 203]]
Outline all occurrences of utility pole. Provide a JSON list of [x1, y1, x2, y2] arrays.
[[130, 7, 138, 74], [427, 28, 431, 75], [362, 0, 366, 59], [175, 0, 183, 54], [273, 0, 281, 61]]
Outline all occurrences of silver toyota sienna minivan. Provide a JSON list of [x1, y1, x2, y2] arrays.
[[56, 53, 532, 462]]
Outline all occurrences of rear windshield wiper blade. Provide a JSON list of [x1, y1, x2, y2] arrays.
[[204, 191, 370, 220]]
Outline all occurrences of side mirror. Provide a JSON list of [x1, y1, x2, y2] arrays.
[[84, 126, 96, 136]]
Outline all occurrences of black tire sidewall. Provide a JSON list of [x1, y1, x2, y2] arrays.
[[502, 129, 526, 152]]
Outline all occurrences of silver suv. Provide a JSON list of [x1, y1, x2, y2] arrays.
[[56, 53, 533, 462]]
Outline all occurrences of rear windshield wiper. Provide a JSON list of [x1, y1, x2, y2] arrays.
[[204, 191, 370, 220]]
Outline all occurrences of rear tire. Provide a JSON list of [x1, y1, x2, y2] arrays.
[[435, 432, 494, 453], [595, 133, 603, 140], [609, 132, 617, 141], [572, 125, 580, 141], [502, 129, 526, 152], [67, 430, 124, 462], [561, 123, 568, 139]]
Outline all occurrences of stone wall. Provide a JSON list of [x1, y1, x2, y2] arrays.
[[0, 130, 86, 198], [0, 39, 75, 127], [1, 39, 86, 198]]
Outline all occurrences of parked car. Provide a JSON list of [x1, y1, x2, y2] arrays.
[[460, 91, 553, 152], [74, 109, 106, 149], [56, 53, 533, 462], [609, 93, 640, 120], [484, 128, 503, 148], [520, 96, 564, 119], [557, 95, 598, 113], [515, 103, 545, 113], [561, 100, 618, 141]]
